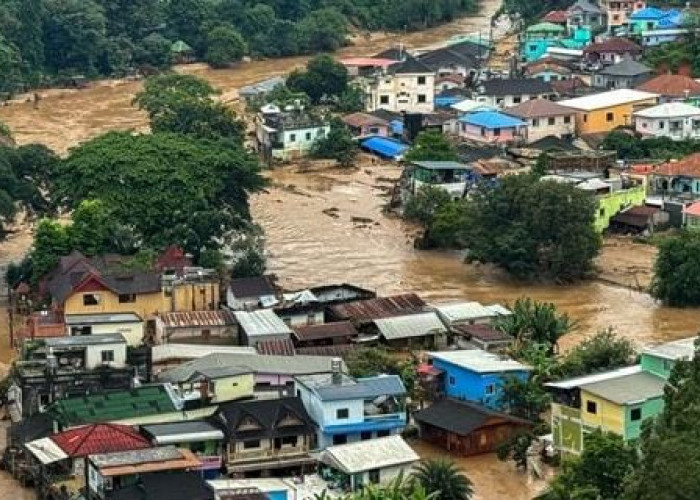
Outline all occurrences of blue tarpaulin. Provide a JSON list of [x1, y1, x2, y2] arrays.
[[361, 136, 409, 159], [435, 96, 464, 107], [389, 119, 404, 135]]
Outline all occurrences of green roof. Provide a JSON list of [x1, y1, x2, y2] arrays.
[[527, 22, 566, 33], [48, 385, 178, 427], [171, 40, 193, 53]]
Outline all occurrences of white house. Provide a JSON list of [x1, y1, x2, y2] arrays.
[[44, 333, 128, 370], [476, 78, 555, 109], [64, 313, 144, 346], [255, 105, 330, 163], [504, 98, 577, 143], [634, 102, 700, 140], [365, 57, 435, 113], [319, 436, 419, 491]]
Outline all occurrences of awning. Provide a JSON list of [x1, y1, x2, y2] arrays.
[[153, 430, 225, 445], [361, 137, 409, 159], [26, 437, 68, 465]]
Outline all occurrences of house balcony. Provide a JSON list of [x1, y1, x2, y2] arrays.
[[228, 445, 309, 464]]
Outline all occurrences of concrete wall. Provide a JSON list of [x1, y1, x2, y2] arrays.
[[85, 342, 127, 369], [640, 353, 676, 378], [272, 125, 330, 161], [574, 99, 657, 134], [64, 290, 168, 320], [68, 320, 144, 347], [459, 122, 523, 144], [523, 114, 576, 143], [624, 397, 663, 440], [595, 186, 646, 232], [210, 373, 255, 403], [171, 281, 220, 312], [367, 73, 436, 113], [634, 115, 700, 140], [580, 390, 625, 435]]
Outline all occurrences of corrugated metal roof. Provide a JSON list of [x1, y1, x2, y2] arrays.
[[65, 313, 142, 325], [643, 337, 696, 361], [329, 293, 426, 322], [151, 344, 256, 363], [25, 437, 68, 464], [560, 89, 657, 111], [292, 322, 358, 342], [580, 371, 666, 405], [158, 353, 346, 383], [374, 312, 447, 340], [45, 333, 126, 347], [141, 421, 224, 444], [296, 344, 356, 357], [320, 436, 418, 474], [234, 309, 292, 338], [429, 350, 531, 373], [256, 338, 297, 356], [545, 365, 642, 389], [297, 373, 406, 401], [432, 301, 510, 324], [160, 310, 236, 328]]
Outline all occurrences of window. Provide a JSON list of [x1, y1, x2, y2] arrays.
[[118, 293, 136, 303], [417, 76, 426, 85], [630, 408, 642, 421], [586, 401, 597, 414], [583, 114, 588, 123], [361, 431, 372, 440], [449, 376, 456, 386], [289, 133, 296, 142], [243, 439, 260, 449], [485, 384, 495, 395], [83, 294, 100, 306], [564, 116, 571, 124], [336, 408, 349, 419], [599, 208, 605, 217], [671, 121, 682, 131], [613, 14, 620, 21], [369, 469, 381, 484], [380, 95, 389, 104], [417, 94, 427, 103], [496, 98, 504, 105], [532, 118, 539, 127], [305, 132, 311, 141], [332, 434, 347, 445], [493, 128, 501, 137], [548, 117, 555, 126], [512, 96, 521, 104], [101, 350, 114, 363], [377, 429, 391, 438], [369, 127, 380, 134], [606, 112, 614, 122], [280, 436, 298, 447], [659, 121, 665, 130]]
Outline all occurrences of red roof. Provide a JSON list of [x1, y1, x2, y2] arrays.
[[156, 245, 192, 272], [417, 363, 443, 376], [52, 424, 151, 458], [542, 10, 569, 23], [636, 74, 700, 98], [684, 201, 700, 217], [656, 153, 700, 178], [583, 38, 642, 55]]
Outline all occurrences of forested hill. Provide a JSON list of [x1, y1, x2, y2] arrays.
[[0, 0, 477, 94]]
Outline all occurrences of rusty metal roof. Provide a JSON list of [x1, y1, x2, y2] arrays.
[[160, 310, 236, 328], [292, 322, 358, 342], [328, 293, 426, 323], [256, 338, 297, 356]]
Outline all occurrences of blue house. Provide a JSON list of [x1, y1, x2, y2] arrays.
[[428, 350, 531, 410], [295, 371, 407, 449]]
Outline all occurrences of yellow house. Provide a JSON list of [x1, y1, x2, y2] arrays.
[[560, 89, 658, 134]]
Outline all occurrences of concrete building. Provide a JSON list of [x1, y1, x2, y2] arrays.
[[365, 58, 435, 113], [255, 104, 330, 163], [634, 102, 700, 140], [593, 58, 652, 90], [504, 98, 577, 143]]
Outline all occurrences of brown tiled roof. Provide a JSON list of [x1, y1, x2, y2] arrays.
[[583, 37, 642, 55], [256, 337, 297, 356], [328, 293, 426, 322], [542, 10, 568, 23], [505, 98, 577, 118], [636, 74, 700, 98], [292, 321, 358, 342], [656, 153, 700, 177], [160, 310, 236, 328], [551, 77, 589, 94], [342, 112, 388, 128]]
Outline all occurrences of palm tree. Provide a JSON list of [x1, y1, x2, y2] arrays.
[[412, 459, 474, 500]]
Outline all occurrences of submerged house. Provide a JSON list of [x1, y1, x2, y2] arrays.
[[318, 436, 419, 491], [255, 104, 330, 163], [295, 368, 407, 449], [413, 398, 533, 456], [404, 161, 476, 199]]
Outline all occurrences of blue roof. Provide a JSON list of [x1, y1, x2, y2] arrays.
[[435, 96, 464, 107], [459, 111, 526, 129], [389, 120, 404, 134], [361, 136, 409, 158], [630, 7, 666, 20]]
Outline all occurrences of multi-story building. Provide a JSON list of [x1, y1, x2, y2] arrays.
[[255, 104, 330, 163], [634, 103, 700, 141], [295, 363, 407, 449], [599, 0, 646, 33], [364, 58, 435, 114]]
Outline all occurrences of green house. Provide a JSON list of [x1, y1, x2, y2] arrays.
[[641, 337, 696, 379]]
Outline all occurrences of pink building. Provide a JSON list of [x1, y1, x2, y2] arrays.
[[458, 111, 527, 144]]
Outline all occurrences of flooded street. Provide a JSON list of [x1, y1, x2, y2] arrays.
[[253, 163, 700, 350]]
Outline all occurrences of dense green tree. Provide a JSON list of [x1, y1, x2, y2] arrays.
[[287, 54, 349, 104], [412, 459, 474, 500], [43, 0, 108, 75], [53, 131, 264, 255], [651, 231, 700, 306], [623, 336, 700, 499], [230, 229, 267, 278], [345, 347, 400, 378], [205, 25, 246, 69], [404, 130, 459, 162], [495, 298, 575, 355], [539, 431, 638, 500], [96, 0, 164, 40], [30, 218, 70, 282], [310, 118, 358, 167], [133, 33, 172, 68], [0, 34, 24, 94], [335, 85, 365, 113], [497, 432, 535, 469], [557, 328, 635, 378], [133, 73, 243, 142], [464, 175, 600, 281], [601, 130, 700, 161], [404, 186, 454, 227], [295, 8, 348, 53], [499, 375, 550, 422], [67, 199, 129, 256], [164, 0, 214, 54]]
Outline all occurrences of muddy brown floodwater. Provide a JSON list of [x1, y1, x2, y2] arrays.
[[253, 162, 700, 351]]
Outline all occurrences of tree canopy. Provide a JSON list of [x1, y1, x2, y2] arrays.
[[286, 55, 349, 104], [651, 230, 700, 306], [311, 118, 358, 167], [404, 131, 459, 162], [600, 130, 700, 161], [205, 25, 246, 69], [52, 131, 264, 255]]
